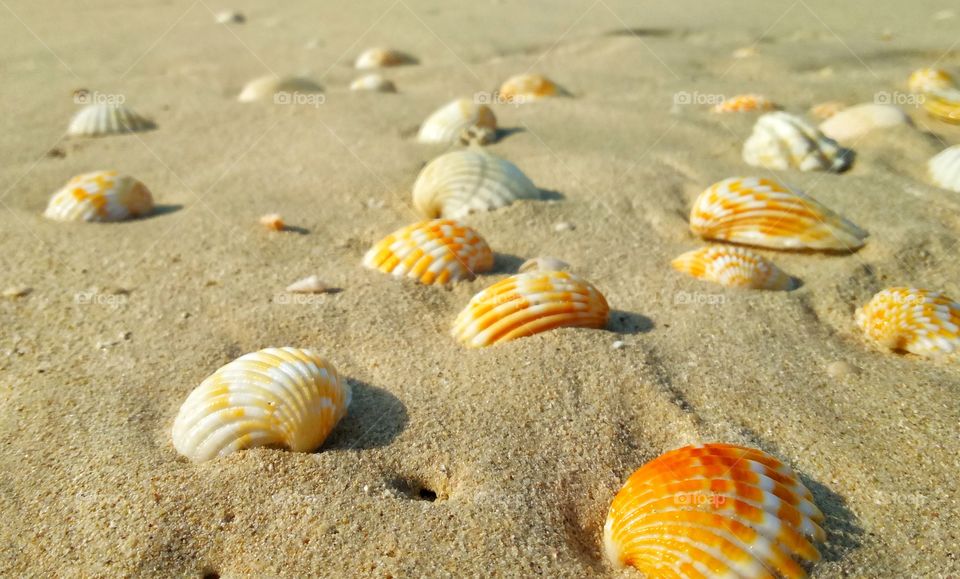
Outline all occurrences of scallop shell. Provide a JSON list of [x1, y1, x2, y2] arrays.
[[856, 288, 960, 358], [818, 103, 911, 142], [712, 94, 777, 113], [412, 150, 541, 219], [497, 73, 564, 103], [363, 219, 494, 285], [743, 111, 853, 172], [354, 48, 414, 70], [238, 75, 322, 102], [451, 271, 609, 348], [929, 145, 960, 192], [922, 89, 960, 124], [604, 443, 825, 577], [349, 73, 396, 93], [172, 347, 351, 462], [671, 246, 796, 290], [908, 67, 955, 94], [690, 177, 868, 251], [44, 170, 154, 222], [417, 98, 497, 145], [67, 103, 155, 137]]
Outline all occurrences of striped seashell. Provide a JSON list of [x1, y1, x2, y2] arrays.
[[671, 246, 796, 290], [355, 47, 414, 69], [412, 150, 541, 219], [172, 347, 351, 462], [498, 73, 565, 103], [856, 288, 960, 358], [349, 73, 396, 93], [451, 270, 609, 348], [417, 98, 497, 145], [44, 170, 154, 222], [238, 75, 322, 102], [690, 177, 868, 251], [712, 94, 777, 113], [922, 89, 960, 124], [908, 68, 955, 94], [809, 101, 847, 120], [67, 103, 155, 137], [743, 112, 853, 172], [363, 219, 494, 285], [929, 145, 960, 192], [604, 443, 825, 578], [818, 103, 911, 142]]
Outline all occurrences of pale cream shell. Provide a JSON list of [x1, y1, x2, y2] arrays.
[[929, 145, 960, 193], [818, 103, 911, 142], [349, 73, 396, 93], [67, 103, 155, 137], [238, 75, 323, 102], [743, 111, 852, 172], [354, 48, 414, 70], [417, 99, 497, 145]]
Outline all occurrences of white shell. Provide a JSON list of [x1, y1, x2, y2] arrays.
[[818, 103, 911, 142], [412, 150, 541, 218], [238, 75, 323, 102], [285, 275, 334, 293], [416, 98, 497, 145], [44, 170, 154, 222], [929, 145, 960, 193], [743, 111, 852, 172], [355, 48, 413, 70], [349, 73, 396, 93], [519, 256, 570, 273], [215, 10, 244, 24], [67, 103, 155, 137]]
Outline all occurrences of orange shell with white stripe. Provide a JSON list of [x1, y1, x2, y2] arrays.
[[712, 94, 777, 113], [689, 177, 868, 251], [604, 443, 825, 578], [855, 288, 960, 358], [171, 347, 351, 462], [362, 219, 494, 285], [908, 68, 955, 94], [498, 73, 564, 103], [44, 170, 154, 222], [671, 246, 796, 290], [451, 271, 609, 348]]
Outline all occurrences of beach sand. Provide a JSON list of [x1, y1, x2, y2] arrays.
[[1, 0, 958, 576]]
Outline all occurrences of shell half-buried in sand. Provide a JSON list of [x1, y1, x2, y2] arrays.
[[603, 443, 825, 578], [363, 219, 494, 285], [349, 73, 396, 93], [497, 73, 565, 103], [172, 347, 351, 462], [416, 98, 497, 145], [452, 270, 609, 348], [689, 177, 868, 251], [929, 144, 960, 192], [818, 103, 911, 142], [712, 94, 778, 113], [354, 47, 415, 69], [856, 288, 960, 358], [671, 246, 796, 290], [44, 170, 154, 222], [743, 111, 853, 172], [67, 103, 155, 137], [237, 75, 323, 102]]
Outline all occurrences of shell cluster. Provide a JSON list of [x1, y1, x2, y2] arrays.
[[44, 171, 154, 223], [67, 103, 155, 137], [712, 94, 777, 113], [856, 288, 960, 358], [238, 75, 322, 102], [929, 145, 960, 193], [498, 73, 564, 103], [672, 246, 796, 290], [818, 103, 910, 142], [743, 112, 852, 172], [417, 98, 497, 146]]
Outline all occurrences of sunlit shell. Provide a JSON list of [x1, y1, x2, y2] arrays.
[[690, 177, 868, 251], [451, 271, 609, 348], [908, 68, 955, 94], [215, 10, 244, 24], [743, 111, 853, 172], [417, 98, 497, 145], [856, 288, 960, 358], [412, 150, 541, 218], [604, 443, 825, 578], [259, 213, 284, 231], [818, 103, 911, 142], [67, 103, 155, 137], [497, 73, 565, 103], [238, 75, 322, 102], [363, 219, 493, 285], [712, 94, 777, 113], [285, 275, 334, 294], [809, 101, 847, 120], [172, 347, 351, 462], [519, 256, 570, 273], [922, 89, 960, 124], [355, 48, 414, 70], [671, 246, 796, 290], [44, 170, 154, 222], [929, 145, 960, 192], [349, 73, 396, 93]]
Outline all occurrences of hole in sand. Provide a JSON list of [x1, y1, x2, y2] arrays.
[[389, 476, 446, 502], [417, 488, 438, 502]]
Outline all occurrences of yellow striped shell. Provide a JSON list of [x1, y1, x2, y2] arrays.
[[412, 150, 541, 219], [238, 75, 322, 102], [712, 94, 777, 113], [856, 288, 960, 358], [671, 246, 796, 290], [172, 347, 351, 462], [497, 73, 564, 103], [922, 89, 960, 124], [417, 98, 497, 145], [743, 112, 852, 172], [604, 443, 825, 578], [355, 48, 414, 70], [451, 271, 609, 348], [908, 68, 955, 94], [67, 103, 155, 137], [818, 103, 910, 142], [363, 219, 494, 285], [44, 170, 154, 222], [929, 145, 960, 193], [349, 73, 396, 93], [690, 177, 868, 251]]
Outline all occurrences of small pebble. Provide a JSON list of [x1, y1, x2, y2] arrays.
[[612, 340, 626, 350], [215, 10, 245, 24], [826, 360, 859, 378], [554, 221, 575, 232], [732, 46, 757, 59], [259, 213, 285, 231], [3, 286, 32, 299]]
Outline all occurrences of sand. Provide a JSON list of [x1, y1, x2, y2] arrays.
[[1, 0, 959, 576]]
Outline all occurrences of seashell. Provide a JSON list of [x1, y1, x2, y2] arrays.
[[363, 219, 493, 285], [743, 111, 853, 172], [690, 177, 868, 251], [604, 443, 825, 577], [856, 288, 960, 358], [922, 89, 960, 124], [215, 10, 245, 24], [451, 270, 609, 348], [417, 98, 497, 145], [349, 73, 396, 93], [497, 73, 565, 103], [818, 103, 911, 142], [712, 94, 777, 113], [238, 75, 322, 102], [172, 347, 351, 462], [286, 275, 335, 294], [259, 213, 284, 231], [518, 256, 570, 273], [732, 46, 758, 59], [671, 246, 796, 290], [67, 103, 155, 137], [928, 145, 960, 192], [44, 170, 154, 222], [809, 101, 846, 120], [412, 150, 541, 218], [354, 47, 414, 70], [908, 67, 955, 94]]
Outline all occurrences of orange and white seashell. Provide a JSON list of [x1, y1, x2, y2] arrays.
[[412, 150, 541, 218], [259, 213, 284, 231], [44, 170, 154, 222], [604, 443, 825, 578], [172, 347, 351, 462], [922, 89, 960, 124], [497, 73, 565, 103], [451, 270, 609, 348], [712, 94, 777, 113], [363, 219, 494, 285], [671, 246, 796, 290], [809, 101, 847, 120], [417, 98, 497, 145], [856, 288, 960, 358], [349, 73, 396, 93], [238, 75, 322, 102], [67, 103, 155, 137], [908, 68, 955, 94], [690, 177, 868, 251], [818, 103, 911, 142], [354, 47, 414, 70], [929, 145, 960, 192], [743, 112, 853, 172]]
